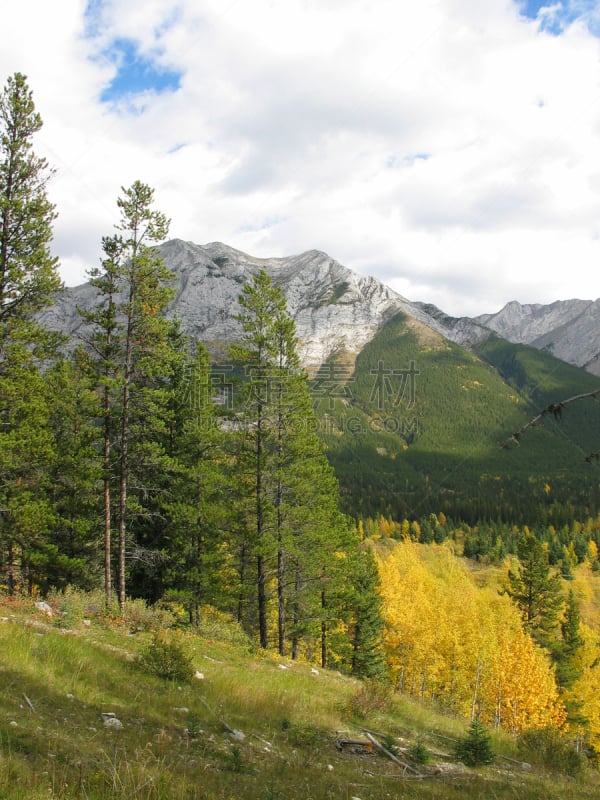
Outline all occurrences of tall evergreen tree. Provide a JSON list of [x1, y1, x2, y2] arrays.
[[82, 181, 173, 611], [42, 352, 102, 591], [506, 532, 563, 647], [134, 331, 229, 622], [79, 243, 122, 603], [229, 270, 359, 658], [229, 270, 286, 648], [0, 72, 61, 592], [556, 589, 584, 691], [0, 72, 61, 354], [348, 546, 386, 678]]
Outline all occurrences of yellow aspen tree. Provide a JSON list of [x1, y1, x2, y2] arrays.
[[483, 626, 566, 735], [411, 520, 422, 541], [586, 539, 598, 565], [378, 543, 439, 696], [565, 623, 600, 750]]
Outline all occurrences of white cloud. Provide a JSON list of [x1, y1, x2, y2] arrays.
[[2, 0, 600, 316]]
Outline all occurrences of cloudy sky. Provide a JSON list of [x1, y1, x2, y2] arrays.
[[2, 0, 600, 316]]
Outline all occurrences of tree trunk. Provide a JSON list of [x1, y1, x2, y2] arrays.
[[256, 398, 268, 649], [237, 542, 248, 624], [277, 544, 286, 656], [321, 588, 327, 669], [292, 565, 301, 660], [7, 540, 14, 595], [117, 282, 135, 615], [257, 553, 267, 649], [103, 385, 112, 606]]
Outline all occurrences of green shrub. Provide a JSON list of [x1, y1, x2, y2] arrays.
[[126, 598, 178, 630], [197, 605, 253, 649], [455, 718, 495, 767], [137, 632, 194, 682], [186, 714, 204, 738], [225, 743, 244, 773], [379, 733, 400, 757], [346, 678, 392, 719], [408, 738, 431, 765], [517, 727, 585, 777]]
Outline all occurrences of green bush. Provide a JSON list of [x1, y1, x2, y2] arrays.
[[126, 598, 179, 631], [46, 586, 111, 625], [137, 632, 195, 682], [346, 678, 392, 719], [517, 727, 585, 777], [408, 738, 431, 765], [197, 605, 253, 649]]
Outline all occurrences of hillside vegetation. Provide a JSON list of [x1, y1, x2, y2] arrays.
[[322, 314, 600, 522], [1, 591, 599, 800]]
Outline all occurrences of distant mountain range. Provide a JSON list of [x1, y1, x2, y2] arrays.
[[43, 239, 600, 375], [41, 240, 600, 523]]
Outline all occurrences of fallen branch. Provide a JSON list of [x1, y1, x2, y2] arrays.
[[365, 733, 425, 778], [22, 692, 35, 713], [358, 725, 391, 739], [503, 387, 600, 452], [336, 737, 373, 752]]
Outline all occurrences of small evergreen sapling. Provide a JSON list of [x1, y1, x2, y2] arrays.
[[455, 718, 495, 767]]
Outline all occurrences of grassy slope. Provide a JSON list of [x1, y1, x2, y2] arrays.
[[1, 595, 599, 800], [321, 314, 600, 521]]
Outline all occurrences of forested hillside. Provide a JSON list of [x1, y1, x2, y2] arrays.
[[323, 312, 600, 523]]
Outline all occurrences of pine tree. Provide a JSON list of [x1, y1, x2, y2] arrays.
[[229, 270, 285, 647], [455, 718, 495, 767], [347, 545, 386, 678], [78, 241, 122, 603], [42, 352, 102, 590], [556, 589, 584, 691], [0, 73, 61, 355], [229, 269, 355, 657], [0, 73, 61, 593], [82, 181, 173, 612], [506, 532, 563, 646], [149, 334, 229, 622]]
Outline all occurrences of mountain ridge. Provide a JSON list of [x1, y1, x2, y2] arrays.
[[473, 298, 600, 375], [45, 238, 599, 375], [43, 238, 456, 368]]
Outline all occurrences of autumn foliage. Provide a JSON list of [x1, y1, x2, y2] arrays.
[[377, 541, 566, 735]]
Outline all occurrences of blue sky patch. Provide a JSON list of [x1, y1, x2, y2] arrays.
[[516, 1, 600, 36], [83, 0, 104, 38], [100, 38, 182, 103], [386, 153, 430, 169]]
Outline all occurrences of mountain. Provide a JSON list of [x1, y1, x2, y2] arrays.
[[41, 239, 600, 524], [42, 239, 451, 369], [43, 238, 600, 375], [474, 299, 600, 376], [321, 311, 600, 523]]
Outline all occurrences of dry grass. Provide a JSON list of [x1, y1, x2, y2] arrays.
[[0, 592, 599, 799]]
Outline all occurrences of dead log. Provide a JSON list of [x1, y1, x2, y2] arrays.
[[365, 733, 425, 778]]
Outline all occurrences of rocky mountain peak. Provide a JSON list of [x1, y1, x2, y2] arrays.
[[474, 298, 600, 374], [158, 240, 423, 366], [38, 238, 600, 376], [40, 239, 432, 368]]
